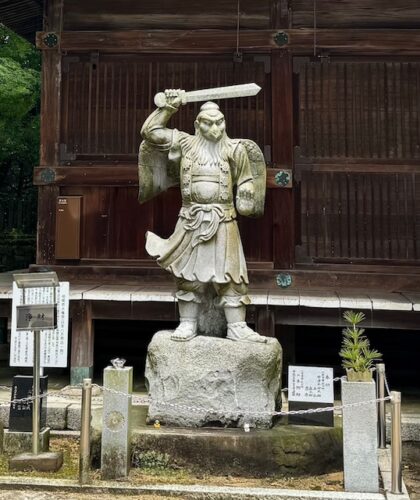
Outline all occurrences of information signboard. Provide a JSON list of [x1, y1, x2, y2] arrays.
[[10, 282, 69, 368], [288, 365, 334, 427]]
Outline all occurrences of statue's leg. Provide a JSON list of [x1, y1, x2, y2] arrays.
[[215, 282, 267, 343], [172, 278, 205, 342]]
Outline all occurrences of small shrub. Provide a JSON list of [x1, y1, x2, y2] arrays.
[[339, 310, 382, 380]]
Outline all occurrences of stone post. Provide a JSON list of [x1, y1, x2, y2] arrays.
[[101, 365, 133, 480], [341, 379, 379, 493]]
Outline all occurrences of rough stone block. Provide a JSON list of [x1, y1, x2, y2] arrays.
[[342, 379, 379, 493], [101, 366, 133, 480], [3, 427, 50, 454], [9, 451, 63, 472], [0, 404, 9, 428], [46, 403, 70, 430], [67, 404, 101, 431], [145, 330, 282, 428]]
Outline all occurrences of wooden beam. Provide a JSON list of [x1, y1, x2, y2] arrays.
[[271, 51, 295, 269], [36, 29, 420, 54], [70, 300, 94, 384], [37, 0, 63, 265], [34, 166, 289, 188]]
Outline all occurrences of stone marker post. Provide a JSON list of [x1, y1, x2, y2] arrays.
[[101, 362, 133, 480], [342, 379, 379, 493]]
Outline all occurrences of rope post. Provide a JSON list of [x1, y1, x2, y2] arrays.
[[79, 378, 92, 485], [391, 391, 402, 495], [376, 363, 386, 449], [32, 329, 41, 455]]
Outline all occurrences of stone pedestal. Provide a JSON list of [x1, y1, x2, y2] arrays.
[[145, 330, 282, 428], [9, 451, 63, 472], [342, 379, 379, 493], [101, 366, 133, 480], [3, 427, 50, 454]]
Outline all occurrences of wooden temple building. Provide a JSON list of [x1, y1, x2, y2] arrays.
[[2, 0, 420, 384]]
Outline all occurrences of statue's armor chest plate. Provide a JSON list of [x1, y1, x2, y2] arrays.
[[180, 155, 232, 204]]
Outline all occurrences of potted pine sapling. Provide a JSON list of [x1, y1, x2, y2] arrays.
[[339, 310, 382, 493], [339, 310, 382, 382]]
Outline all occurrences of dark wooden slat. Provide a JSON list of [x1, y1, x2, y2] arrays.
[[36, 29, 420, 54]]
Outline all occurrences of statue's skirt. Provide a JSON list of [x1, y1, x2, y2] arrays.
[[145, 216, 249, 285]]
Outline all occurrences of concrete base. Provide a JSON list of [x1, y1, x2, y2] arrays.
[[3, 427, 50, 454], [9, 451, 63, 472], [93, 406, 344, 477]]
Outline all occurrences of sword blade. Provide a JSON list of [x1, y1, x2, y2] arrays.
[[184, 83, 261, 103]]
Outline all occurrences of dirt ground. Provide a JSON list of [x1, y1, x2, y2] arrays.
[[402, 442, 420, 500]]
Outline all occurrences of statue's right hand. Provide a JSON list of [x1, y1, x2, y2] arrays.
[[154, 89, 185, 109]]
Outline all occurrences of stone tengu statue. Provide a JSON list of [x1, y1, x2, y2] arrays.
[[139, 87, 267, 344]]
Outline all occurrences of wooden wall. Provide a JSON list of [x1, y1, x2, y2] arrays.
[[294, 58, 420, 265], [35, 0, 420, 283]]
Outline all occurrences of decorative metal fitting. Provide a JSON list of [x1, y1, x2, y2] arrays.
[[43, 32, 59, 48], [276, 273, 292, 288], [40, 168, 56, 184], [275, 170, 292, 187], [274, 31, 289, 47]]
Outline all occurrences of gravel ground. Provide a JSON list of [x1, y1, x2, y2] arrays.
[[403, 442, 420, 500]]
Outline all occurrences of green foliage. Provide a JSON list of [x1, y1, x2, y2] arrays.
[[339, 311, 382, 373], [0, 24, 40, 269]]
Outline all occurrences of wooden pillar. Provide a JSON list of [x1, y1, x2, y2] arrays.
[[37, 0, 63, 265], [255, 307, 276, 338], [70, 301, 94, 385], [276, 324, 296, 374], [271, 50, 295, 270]]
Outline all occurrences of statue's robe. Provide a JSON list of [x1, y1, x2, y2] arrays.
[[139, 130, 266, 286]]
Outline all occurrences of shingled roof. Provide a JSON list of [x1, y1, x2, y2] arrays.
[[0, 0, 43, 42]]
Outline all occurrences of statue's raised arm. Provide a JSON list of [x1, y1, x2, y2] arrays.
[[141, 89, 183, 146]]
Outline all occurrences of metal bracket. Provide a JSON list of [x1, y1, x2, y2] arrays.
[[42, 32, 59, 48], [276, 273, 293, 288], [40, 168, 56, 184], [274, 31, 289, 47], [275, 169, 293, 188]]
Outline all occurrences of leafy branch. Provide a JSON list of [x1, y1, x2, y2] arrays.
[[339, 311, 382, 373]]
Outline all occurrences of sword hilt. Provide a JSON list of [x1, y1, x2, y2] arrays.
[[154, 90, 187, 108]]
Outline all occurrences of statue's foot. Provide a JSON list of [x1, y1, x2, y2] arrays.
[[171, 321, 198, 342], [226, 322, 267, 343]]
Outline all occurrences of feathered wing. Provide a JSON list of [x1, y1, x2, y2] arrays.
[[239, 139, 267, 217], [138, 140, 180, 204]]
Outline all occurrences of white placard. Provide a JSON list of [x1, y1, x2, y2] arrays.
[[10, 282, 69, 368], [288, 365, 334, 404]]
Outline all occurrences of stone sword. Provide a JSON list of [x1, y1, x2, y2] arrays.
[[154, 83, 261, 108]]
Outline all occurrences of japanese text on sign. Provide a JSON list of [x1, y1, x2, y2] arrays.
[[288, 365, 334, 404], [10, 282, 69, 368]]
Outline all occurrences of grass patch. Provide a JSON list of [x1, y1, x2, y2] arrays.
[[0, 437, 79, 480], [0, 437, 344, 491]]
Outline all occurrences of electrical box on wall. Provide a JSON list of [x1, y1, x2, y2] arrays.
[[55, 196, 82, 259]]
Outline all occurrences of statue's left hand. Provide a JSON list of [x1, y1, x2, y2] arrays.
[[237, 181, 255, 216]]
